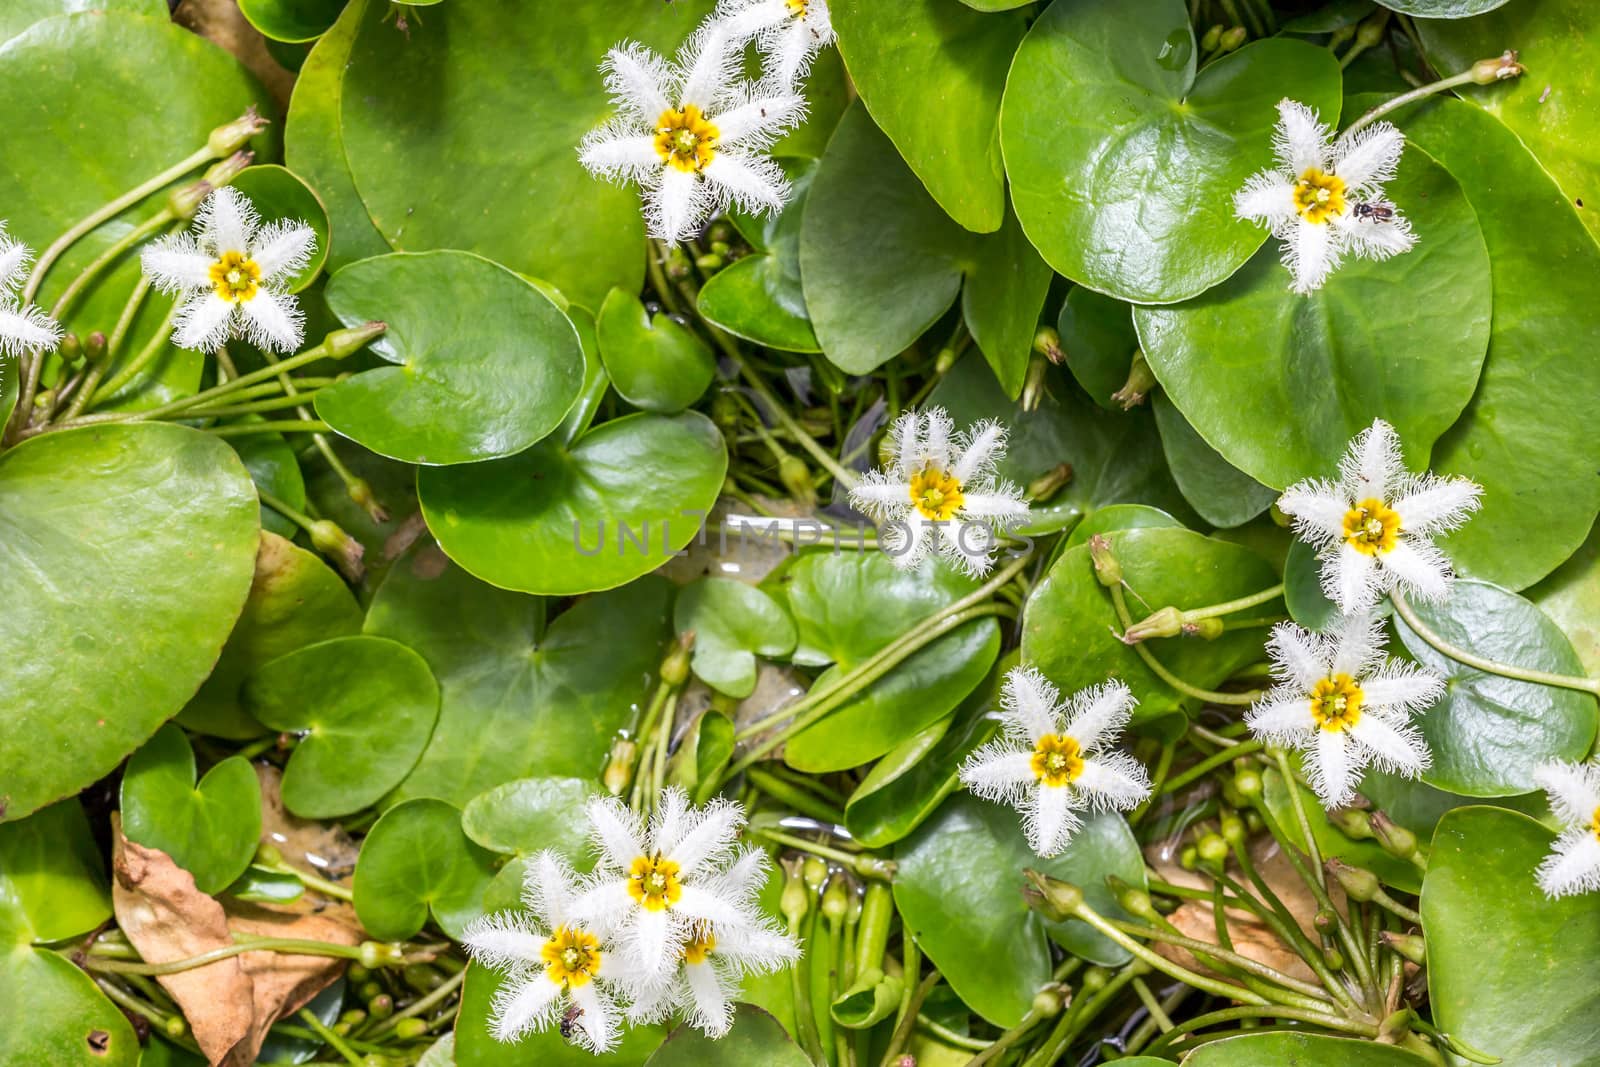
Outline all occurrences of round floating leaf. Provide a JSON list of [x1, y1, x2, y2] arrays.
[[339, 0, 712, 310], [1393, 579, 1597, 796], [1529, 524, 1600, 675], [0, 0, 161, 44], [0, 800, 111, 942], [1423, 806, 1600, 1067], [1185, 1033, 1429, 1066], [364, 553, 669, 806], [460, 776, 594, 859], [675, 577, 797, 698], [1065, 505, 1184, 549], [1057, 287, 1136, 410], [0, 424, 258, 823], [353, 798, 496, 941], [418, 412, 726, 595], [1022, 527, 1281, 720], [1135, 147, 1490, 490], [832, 0, 1027, 233], [1001, 2, 1342, 303], [0, 948, 139, 1067], [894, 795, 1144, 1027], [844, 701, 993, 849], [645, 1006, 809, 1066], [596, 287, 716, 413], [120, 724, 263, 894], [229, 165, 330, 293], [317, 251, 585, 465], [1153, 394, 1276, 529], [238, 0, 343, 42], [244, 636, 441, 818], [455, 963, 667, 1067]]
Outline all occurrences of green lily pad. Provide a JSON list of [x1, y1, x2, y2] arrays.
[[1360, 771, 1546, 837], [238, 0, 343, 42], [1021, 526, 1282, 720], [1153, 394, 1277, 529], [832, 0, 1027, 233], [1260, 769, 1420, 894], [460, 776, 594, 860], [0, 424, 258, 823], [1001, 3, 1342, 303], [317, 251, 585, 465], [675, 577, 797, 698], [596, 287, 716, 413], [0, 0, 160, 44], [1057, 286, 1136, 410], [418, 412, 726, 595], [230, 432, 303, 539], [180, 531, 363, 739], [893, 795, 1144, 1027], [645, 1005, 809, 1066], [1423, 806, 1600, 1067], [0, 800, 110, 942], [364, 552, 670, 806], [1283, 538, 1340, 633], [1184, 1033, 1429, 1066], [120, 724, 263, 894], [244, 635, 441, 818], [455, 963, 668, 1067], [1065, 505, 1184, 549], [0, 948, 138, 1067], [1529, 523, 1600, 675], [1392, 579, 1597, 797], [1134, 147, 1490, 490], [353, 798, 496, 941], [338, 0, 712, 310], [228, 165, 330, 294]]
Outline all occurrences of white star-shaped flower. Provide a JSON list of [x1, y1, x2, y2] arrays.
[[621, 848, 798, 1037], [570, 788, 753, 988], [1247, 615, 1441, 809], [461, 851, 638, 1052], [139, 186, 315, 353], [718, 0, 836, 89], [848, 407, 1031, 578], [1277, 418, 1481, 613], [578, 25, 804, 244], [1235, 99, 1416, 294], [0, 224, 61, 359], [959, 667, 1151, 857], [1533, 759, 1600, 899]]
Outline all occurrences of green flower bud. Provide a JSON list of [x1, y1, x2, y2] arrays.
[[780, 858, 811, 932], [1200, 24, 1223, 51], [1021, 354, 1050, 412], [347, 477, 388, 524], [821, 874, 850, 925], [779, 454, 815, 506], [1110, 352, 1156, 410], [1080, 966, 1110, 994], [1031, 984, 1067, 1017], [1381, 930, 1426, 965], [340, 1008, 368, 1026], [694, 252, 723, 272], [393, 1018, 429, 1040], [1370, 812, 1420, 862], [1197, 832, 1229, 868], [310, 520, 366, 583], [162, 1016, 187, 1039], [368, 993, 394, 1019], [1326, 858, 1380, 902], [1123, 606, 1182, 644], [1023, 869, 1084, 921], [603, 737, 638, 796], [208, 105, 269, 156], [660, 631, 694, 688], [1232, 767, 1263, 799], [1026, 462, 1074, 504], [1329, 808, 1374, 841], [1186, 617, 1225, 640], [803, 856, 828, 891], [1219, 26, 1248, 52], [1088, 535, 1122, 588], [1471, 50, 1523, 83], [1032, 325, 1063, 364], [1179, 844, 1198, 870], [57, 332, 82, 364]]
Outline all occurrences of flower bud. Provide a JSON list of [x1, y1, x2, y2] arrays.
[[1313, 907, 1337, 932], [341, 1007, 369, 1026], [1354, 10, 1387, 48], [660, 631, 694, 687], [393, 1018, 429, 1040], [1219, 813, 1246, 849], [1379, 1008, 1414, 1043], [255, 841, 285, 867], [208, 105, 269, 157], [368, 994, 393, 1019], [1026, 462, 1073, 503], [780, 858, 811, 932], [1079, 967, 1110, 994], [1185, 617, 1224, 640], [57, 332, 82, 364], [357, 941, 400, 970], [1200, 25, 1223, 51], [1110, 352, 1156, 410], [1088, 535, 1122, 587], [359, 981, 382, 1001], [1122, 606, 1182, 644], [1470, 49, 1522, 83], [603, 737, 638, 796], [711, 390, 740, 432], [402, 963, 444, 993], [1232, 767, 1263, 799], [83, 331, 107, 364], [1109, 877, 1158, 923], [779, 454, 815, 507], [694, 252, 723, 272], [1219, 26, 1248, 52], [1179, 844, 1198, 870], [1031, 984, 1067, 1017], [803, 856, 829, 891], [1329, 808, 1374, 841], [1023, 869, 1084, 921], [1197, 832, 1229, 869], [1370, 812, 1421, 863], [346, 963, 371, 984], [1021, 354, 1049, 413], [1322, 947, 1344, 971], [1269, 501, 1289, 527], [321, 321, 388, 361], [310, 520, 366, 583], [934, 346, 958, 375], [1032, 325, 1063, 364], [1326, 858, 1380, 903], [163, 1016, 187, 1039], [1381, 930, 1426, 965], [348, 477, 388, 524], [821, 874, 850, 925]]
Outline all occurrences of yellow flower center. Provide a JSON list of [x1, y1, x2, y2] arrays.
[[785, 0, 809, 13], [1309, 674, 1364, 733], [1030, 733, 1085, 788], [1342, 497, 1400, 555], [209, 250, 261, 303], [908, 465, 965, 522], [541, 926, 601, 988], [654, 105, 719, 174], [627, 854, 683, 912], [683, 924, 717, 965], [1591, 806, 1600, 842], [1293, 168, 1347, 225]]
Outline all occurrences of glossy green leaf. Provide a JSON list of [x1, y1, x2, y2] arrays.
[[645, 1005, 809, 1066], [0, 800, 110, 942], [1022, 526, 1281, 719], [1184, 1033, 1429, 1066], [844, 706, 992, 849], [180, 531, 363, 739], [1359, 771, 1546, 837], [230, 165, 330, 293], [669, 711, 737, 803], [120, 724, 263, 894], [231, 431, 304, 539], [1153, 394, 1276, 529], [961, 207, 1056, 398], [1260, 769, 1420, 894], [1064, 505, 1184, 549], [455, 963, 667, 1067], [1393, 579, 1597, 796], [675, 577, 797, 698], [223, 864, 306, 905], [894, 795, 1144, 1026], [318, 251, 585, 465], [418, 412, 726, 595], [597, 287, 716, 414], [832, 0, 1026, 233], [238, 0, 343, 42], [1423, 806, 1600, 1067], [1134, 148, 1490, 489], [353, 798, 496, 941], [460, 776, 594, 859], [302, 438, 418, 596], [1056, 286, 1136, 410], [1529, 523, 1600, 675], [0, 424, 258, 822], [1283, 538, 1339, 633], [1001, 3, 1342, 303], [777, 543, 972, 663], [0, 0, 161, 45], [364, 553, 669, 806], [245, 636, 441, 818], [339, 0, 713, 309], [0, 947, 138, 1067]]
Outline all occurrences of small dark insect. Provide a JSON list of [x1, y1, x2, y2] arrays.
[[1351, 201, 1396, 223], [560, 1005, 586, 1040]]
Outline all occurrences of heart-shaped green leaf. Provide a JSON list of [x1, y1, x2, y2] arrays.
[[353, 798, 496, 941], [460, 776, 594, 860], [0, 800, 111, 942], [1283, 538, 1340, 633], [675, 577, 797, 698], [364, 551, 670, 806], [1393, 579, 1597, 796], [1153, 394, 1276, 529], [244, 635, 441, 818], [228, 165, 330, 293], [1184, 1033, 1429, 1066], [317, 251, 585, 465], [1001, 2, 1342, 303], [597, 287, 716, 413], [1530, 524, 1600, 676], [238, 0, 343, 42], [645, 1006, 809, 1066], [418, 411, 726, 595], [0, 424, 258, 823], [120, 724, 262, 894]]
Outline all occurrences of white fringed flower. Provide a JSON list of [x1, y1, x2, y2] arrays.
[[959, 667, 1151, 857], [0, 224, 61, 359], [1235, 99, 1415, 294], [578, 25, 804, 244], [718, 0, 836, 89], [571, 788, 753, 987], [848, 407, 1031, 578], [461, 851, 636, 1052], [622, 849, 798, 1037], [1533, 760, 1600, 899], [1277, 418, 1481, 613], [1247, 615, 1440, 809], [139, 186, 314, 353]]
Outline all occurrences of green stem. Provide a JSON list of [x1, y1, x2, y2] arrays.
[[1065, 899, 1268, 1006], [746, 767, 844, 823], [80, 935, 362, 976], [1179, 582, 1285, 624], [1392, 593, 1600, 696], [1156, 740, 1264, 797], [1110, 585, 1263, 705], [48, 210, 174, 321], [1342, 68, 1479, 136], [878, 969, 940, 1067], [918, 1016, 991, 1051], [1144, 1005, 1378, 1058], [1369, 887, 1423, 925], [183, 392, 327, 419], [90, 302, 180, 404], [1107, 919, 1334, 1005], [364, 967, 466, 1039], [259, 860, 355, 903], [297, 1007, 365, 1067], [1018, 963, 1144, 1067], [650, 689, 678, 799], [1131, 976, 1174, 1032]]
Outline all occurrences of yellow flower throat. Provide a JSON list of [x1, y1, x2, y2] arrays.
[[1293, 168, 1346, 225], [1030, 733, 1085, 788], [909, 465, 964, 522], [541, 926, 601, 988], [209, 251, 261, 303], [1343, 497, 1400, 555], [627, 854, 682, 911], [1310, 674, 1364, 733], [655, 105, 718, 173]]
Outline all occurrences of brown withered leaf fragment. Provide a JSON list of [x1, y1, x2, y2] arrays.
[[256, 765, 360, 882], [227, 904, 362, 1059]]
